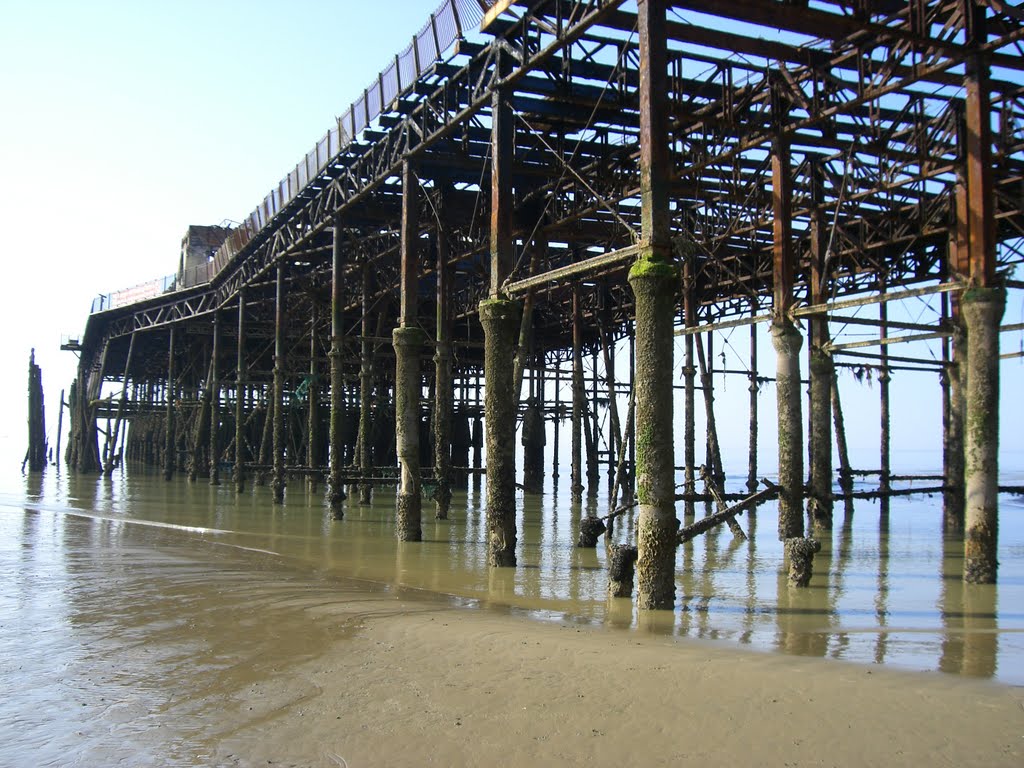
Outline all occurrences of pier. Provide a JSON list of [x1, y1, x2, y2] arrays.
[[62, 0, 1024, 601]]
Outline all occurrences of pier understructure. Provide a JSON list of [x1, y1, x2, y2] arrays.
[[65, 0, 1024, 603]]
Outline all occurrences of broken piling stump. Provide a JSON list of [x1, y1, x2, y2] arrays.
[[577, 516, 607, 548], [784, 537, 821, 587], [607, 544, 639, 598]]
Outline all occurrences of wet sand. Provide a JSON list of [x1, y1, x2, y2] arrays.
[[212, 596, 1024, 768], [4, 468, 1024, 766]]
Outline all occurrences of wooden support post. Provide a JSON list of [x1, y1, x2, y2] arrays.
[[552, 361, 561, 480], [55, 388, 65, 471], [433, 196, 454, 519], [682, 259, 697, 520], [307, 304, 320, 494], [472, 398, 482, 482], [209, 311, 221, 485], [26, 350, 46, 472], [602, 325, 620, 491], [512, 233, 544, 409], [234, 290, 247, 493], [696, 334, 725, 487], [256, 384, 272, 487], [77, 342, 107, 474], [163, 327, 176, 482], [571, 282, 584, 501], [272, 262, 287, 504], [610, 391, 635, 511], [105, 333, 136, 477], [358, 259, 373, 505], [771, 133, 804, 541], [832, 376, 855, 519], [942, 298, 966, 532], [587, 346, 600, 492], [66, 379, 78, 469], [632, 0, 678, 610], [747, 306, 759, 505], [190, 348, 214, 483], [395, 160, 425, 541], [807, 168, 833, 532], [627, 327, 636, 500], [878, 282, 891, 513], [522, 355, 545, 494]]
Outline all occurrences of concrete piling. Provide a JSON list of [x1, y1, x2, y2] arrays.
[[961, 286, 1004, 584], [773, 320, 805, 540], [393, 327, 425, 541], [480, 298, 519, 567]]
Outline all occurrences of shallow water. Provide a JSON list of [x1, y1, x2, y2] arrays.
[[2, 464, 1023, 764]]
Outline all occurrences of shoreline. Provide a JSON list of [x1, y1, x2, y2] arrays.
[[210, 593, 1024, 768]]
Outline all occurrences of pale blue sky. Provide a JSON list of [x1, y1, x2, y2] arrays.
[[0, 0, 448, 450], [0, 1, 1020, 473]]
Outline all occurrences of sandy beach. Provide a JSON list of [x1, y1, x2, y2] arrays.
[[209, 594, 1024, 768]]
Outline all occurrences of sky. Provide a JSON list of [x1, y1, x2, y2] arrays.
[[0, 0, 1020, 475], [0, 0, 449, 456]]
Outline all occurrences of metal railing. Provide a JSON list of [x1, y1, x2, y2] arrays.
[[91, 274, 178, 314], [91, 0, 496, 315]]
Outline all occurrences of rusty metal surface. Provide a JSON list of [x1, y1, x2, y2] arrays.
[[80, 0, 1023, 384]]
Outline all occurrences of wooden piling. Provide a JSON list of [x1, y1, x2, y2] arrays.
[[209, 311, 222, 485], [433, 201, 454, 519], [571, 282, 584, 502], [163, 328, 176, 482], [234, 290, 247, 493], [307, 304, 320, 494], [104, 333, 135, 477], [272, 262, 287, 504], [26, 350, 46, 472], [394, 160, 424, 541]]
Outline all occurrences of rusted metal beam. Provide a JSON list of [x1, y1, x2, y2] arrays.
[[771, 135, 793, 317], [490, 71, 515, 297], [792, 282, 963, 318], [504, 244, 639, 295]]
